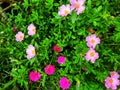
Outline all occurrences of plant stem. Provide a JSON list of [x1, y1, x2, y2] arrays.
[[0, 3, 16, 14]]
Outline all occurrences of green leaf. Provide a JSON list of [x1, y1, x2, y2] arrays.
[[42, 74, 47, 87], [3, 80, 14, 89]]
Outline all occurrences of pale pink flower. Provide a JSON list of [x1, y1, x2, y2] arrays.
[[15, 31, 24, 42], [110, 71, 120, 79], [105, 77, 120, 90], [26, 45, 36, 59], [29, 71, 41, 82], [70, 0, 85, 15], [59, 77, 70, 89], [86, 34, 100, 49], [44, 64, 56, 75], [85, 48, 99, 63], [58, 4, 72, 16], [58, 56, 66, 64], [27, 24, 36, 36]]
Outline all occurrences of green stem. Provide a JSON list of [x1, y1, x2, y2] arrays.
[[104, 44, 120, 45]]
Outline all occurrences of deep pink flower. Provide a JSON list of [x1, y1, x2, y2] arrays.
[[13, 27, 17, 32], [105, 77, 120, 90], [29, 71, 41, 82], [86, 34, 100, 49], [53, 45, 61, 53], [44, 65, 56, 75], [110, 71, 120, 79], [26, 45, 36, 59], [15, 31, 24, 42], [85, 48, 99, 63], [81, 67, 85, 72], [27, 24, 36, 36], [58, 4, 72, 16], [58, 56, 66, 64], [59, 77, 70, 89], [70, 0, 85, 15]]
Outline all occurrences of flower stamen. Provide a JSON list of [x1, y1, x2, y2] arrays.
[[109, 78, 113, 84], [90, 52, 95, 57], [64, 10, 69, 15], [20, 35, 23, 39], [31, 50, 35, 54], [91, 39, 95, 44], [76, 3, 80, 8]]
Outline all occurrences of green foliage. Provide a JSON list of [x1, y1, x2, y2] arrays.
[[0, 0, 120, 89]]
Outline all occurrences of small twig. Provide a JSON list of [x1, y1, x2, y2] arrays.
[[0, 3, 16, 14]]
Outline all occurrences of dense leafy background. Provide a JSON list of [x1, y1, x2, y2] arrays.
[[0, 0, 120, 89]]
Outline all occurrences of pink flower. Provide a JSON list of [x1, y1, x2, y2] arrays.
[[15, 31, 24, 42], [110, 71, 120, 79], [70, 0, 85, 15], [27, 24, 36, 36], [29, 71, 41, 82], [59, 77, 70, 89], [105, 77, 120, 90], [58, 4, 72, 16], [85, 48, 99, 63], [44, 64, 56, 75], [58, 56, 66, 64], [13, 27, 17, 32], [26, 45, 36, 59], [86, 34, 100, 49], [53, 45, 61, 53]]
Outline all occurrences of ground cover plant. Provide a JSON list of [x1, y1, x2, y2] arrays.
[[0, 0, 120, 90]]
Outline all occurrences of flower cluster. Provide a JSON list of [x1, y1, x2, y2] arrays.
[[15, 24, 36, 59], [85, 34, 100, 63], [53, 45, 70, 89], [105, 71, 120, 90], [58, 0, 86, 16], [15, 23, 70, 88]]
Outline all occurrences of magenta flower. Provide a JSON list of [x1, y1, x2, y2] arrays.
[[59, 77, 70, 89], [58, 4, 72, 16], [85, 48, 99, 63], [53, 45, 61, 53], [13, 27, 17, 32], [70, 0, 85, 15], [86, 34, 100, 49], [26, 45, 36, 59], [105, 77, 120, 90], [29, 71, 41, 82], [15, 31, 24, 42], [58, 56, 66, 64], [110, 71, 120, 79], [27, 24, 36, 36], [44, 64, 56, 75]]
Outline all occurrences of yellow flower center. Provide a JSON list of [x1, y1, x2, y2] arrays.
[[32, 28, 36, 32], [31, 50, 35, 54], [64, 10, 69, 15], [109, 78, 113, 84], [111, 72, 115, 76], [20, 35, 23, 39], [76, 3, 80, 8], [91, 39, 95, 44], [90, 52, 95, 57]]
